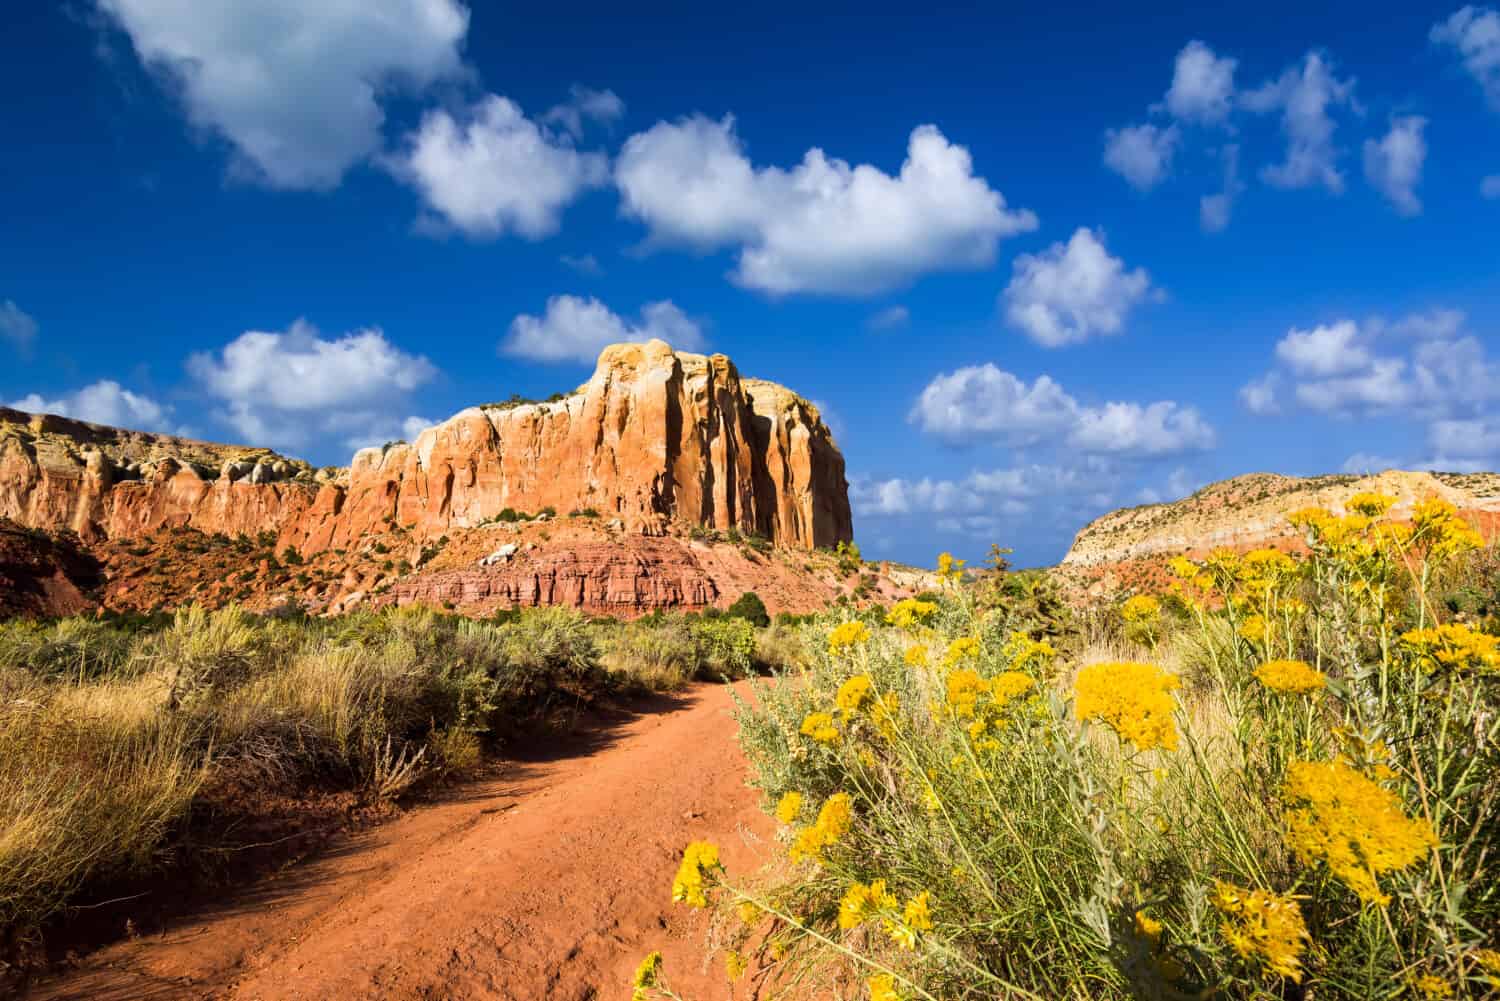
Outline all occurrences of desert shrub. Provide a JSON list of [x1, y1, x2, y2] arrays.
[[600, 615, 701, 691], [691, 617, 756, 679], [726, 591, 771, 628], [0, 617, 136, 680], [753, 623, 805, 673], [834, 539, 862, 575], [656, 497, 1500, 1000]]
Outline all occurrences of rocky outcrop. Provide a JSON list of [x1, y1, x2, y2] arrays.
[[1063, 469, 1500, 567], [0, 341, 852, 554], [0, 519, 102, 618], [376, 536, 722, 617]]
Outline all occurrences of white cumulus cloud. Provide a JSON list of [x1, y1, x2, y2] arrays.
[[390, 95, 609, 239], [1432, 6, 1500, 111], [97, 0, 469, 190], [908, 366, 1079, 445], [614, 115, 1037, 295], [503, 295, 705, 364], [909, 363, 1214, 456], [1243, 311, 1500, 431], [1103, 122, 1180, 191], [1241, 51, 1358, 194], [1274, 320, 1371, 376], [9, 380, 174, 432], [1363, 116, 1427, 216], [1001, 228, 1158, 347], [1164, 40, 1238, 124], [187, 319, 438, 450], [1239, 373, 1281, 415]]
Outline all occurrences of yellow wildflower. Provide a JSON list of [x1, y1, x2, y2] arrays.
[[1254, 659, 1327, 694], [1472, 948, 1500, 988], [1003, 632, 1057, 672], [1121, 594, 1161, 624], [838, 879, 896, 928], [1413, 497, 1483, 559], [828, 620, 871, 656], [1345, 491, 1397, 516], [990, 670, 1035, 706], [789, 793, 853, 863], [671, 841, 720, 908], [736, 900, 760, 925], [1410, 973, 1453, 998], [942, 636, 981, 668], [1282, 759, 1437, 905], [631, 951, 663, 1000], [1167, 555, 1199, 580], [1073, 661, 1181, 752], [1212, 881, 1310, 982], [885, 890, 933, 948], [868, 973, 901, 1001], [1401, 622, 1500, 674], [936, 551, 966, 581], [903, 890, 933, 930], [775, 791, 803, 824], [903, 643, 928, 668], [1134, 909, 1163, 942], [837, 674, 875, 714], [724, 950, 748, 981], [816, 792, 853, 840], [887, 597, 938, 631], [1237, 613, 1268, 643], [800, 711, 841, 745], [945, 668, 987, 717]]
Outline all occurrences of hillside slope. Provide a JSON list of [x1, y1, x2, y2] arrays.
[[1061, 469, 1500, 587]]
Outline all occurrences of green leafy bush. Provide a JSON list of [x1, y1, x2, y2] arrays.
[[726, 591, 770, 627]]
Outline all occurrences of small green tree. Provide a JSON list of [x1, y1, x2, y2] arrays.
[[726, 591, 770, 627]]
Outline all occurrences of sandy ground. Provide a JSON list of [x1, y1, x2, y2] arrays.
[[29, 683, 776, 1001]]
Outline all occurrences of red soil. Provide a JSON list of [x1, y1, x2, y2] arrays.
[[28, 683, 776, 1001]]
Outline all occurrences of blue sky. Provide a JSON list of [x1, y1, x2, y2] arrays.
[[2, 2, 1498, 567]]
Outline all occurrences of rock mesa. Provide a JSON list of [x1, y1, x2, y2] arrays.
[[0, 340, 852, 553]]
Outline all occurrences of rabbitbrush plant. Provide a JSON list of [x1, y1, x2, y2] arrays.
[[649, 498, 1500, 1000]]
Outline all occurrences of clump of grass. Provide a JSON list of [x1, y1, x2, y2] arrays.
[[653, 500, 1500, 1000], [600, 612, 764, 690]]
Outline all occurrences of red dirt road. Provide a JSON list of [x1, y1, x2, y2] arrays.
[[30, 683, 776, 1001]]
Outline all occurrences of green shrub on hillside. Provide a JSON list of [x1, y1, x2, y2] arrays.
[[726, 591, 770, 628]]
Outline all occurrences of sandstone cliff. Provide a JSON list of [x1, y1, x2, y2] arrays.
[[0, 340, 852, 554], [1063, 469, 1500, 568]]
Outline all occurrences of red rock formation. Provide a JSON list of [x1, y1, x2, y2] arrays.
[[375, 536, 722, 617], [0, 341, 852, 554], [0, 519, 102, 618]]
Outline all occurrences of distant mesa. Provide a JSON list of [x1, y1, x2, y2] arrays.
[[1062, 468, 1500, 572]]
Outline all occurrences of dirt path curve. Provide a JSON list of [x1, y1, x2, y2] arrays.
[[31, 683, 776, 1001]]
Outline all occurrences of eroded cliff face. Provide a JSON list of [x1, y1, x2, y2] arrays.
[[0, 340, 852, 554]]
